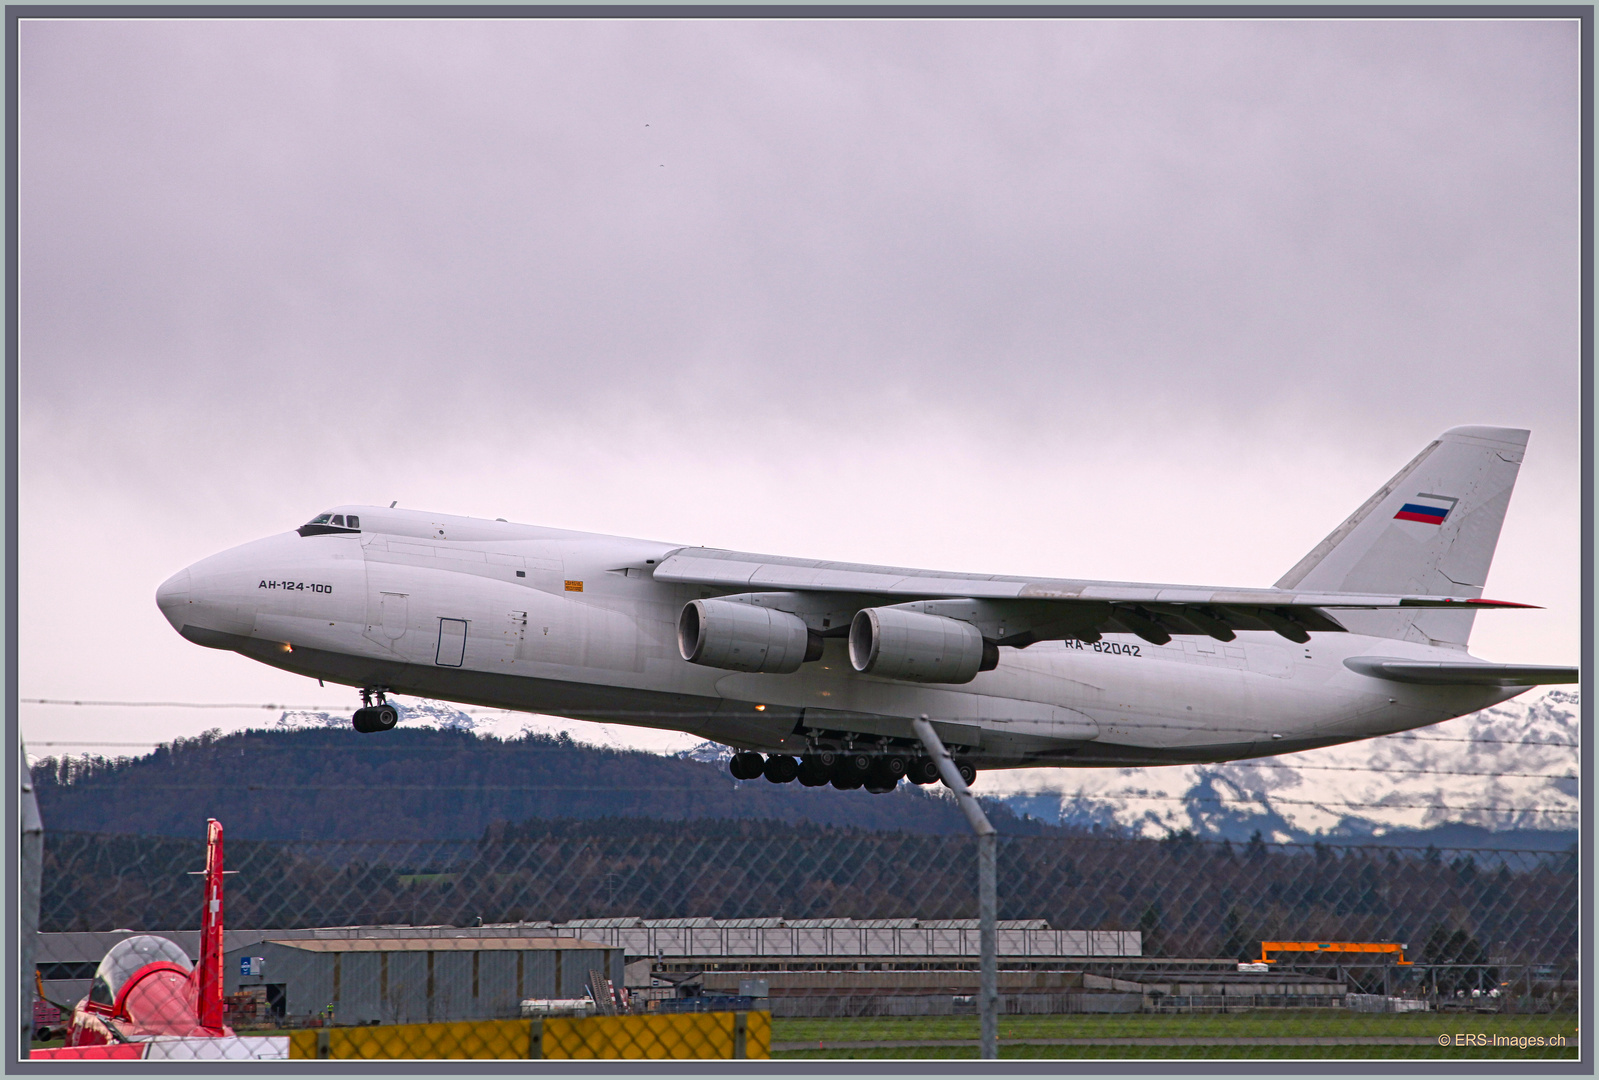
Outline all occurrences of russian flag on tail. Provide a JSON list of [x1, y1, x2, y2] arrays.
[[1394, 493, 1458, 525]]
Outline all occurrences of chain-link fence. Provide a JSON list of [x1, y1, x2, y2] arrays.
[[28, 824, 1580, 1060]]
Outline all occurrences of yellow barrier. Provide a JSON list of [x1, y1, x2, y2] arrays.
[[286, 1012, 770, 1060], [540, 1011, 769, 1060], [288, 1019, 532, 1059]]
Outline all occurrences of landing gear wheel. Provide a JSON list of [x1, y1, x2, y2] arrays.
[[938, 761, 977, 788], [352, 705, 398, 733], [729, 751, 766, 780], [353, 688, 397, 733], [838, 752, 873, 782], [763, 754, 799, 784], [831, 773, 863, 791], [866, 758, 900, 792], [908, 758, 939, 785], [797, 757, 832, 787], [881, 754, 909, 780]]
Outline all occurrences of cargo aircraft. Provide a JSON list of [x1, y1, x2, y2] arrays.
[[157, 427, 1576, 793]]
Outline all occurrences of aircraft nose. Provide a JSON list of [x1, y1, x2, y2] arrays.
[[155, 568, 193, 630]]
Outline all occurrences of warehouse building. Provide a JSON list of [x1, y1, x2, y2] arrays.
[[692, 966, 1347, 1017], [540, 916, 1142, 963], [225, 934, 620, 1026], [37, 916, 1144, 1024], [37, 926, 622, 1027]]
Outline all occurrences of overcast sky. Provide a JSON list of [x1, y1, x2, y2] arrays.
[[16, 16, 1582, 765]]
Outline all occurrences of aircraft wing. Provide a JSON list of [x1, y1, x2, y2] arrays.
[[651, 548, 1534, 645]]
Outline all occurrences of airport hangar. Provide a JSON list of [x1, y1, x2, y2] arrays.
[[37, 917, 1350, 1021]]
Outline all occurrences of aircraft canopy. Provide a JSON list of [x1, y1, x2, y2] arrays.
[[89, 936, 191, 1008], [297, 511, 361, 537]]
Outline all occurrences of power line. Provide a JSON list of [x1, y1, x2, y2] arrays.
[[22, 698, 325, 709], [21, 773, 1578, 814], [1037, 793, 1578, 814], [1375, 733, 1579, 748], [19, 698, 1583, 749], [22, 743, 1577, 782], [1221, 763, 1578, 780]]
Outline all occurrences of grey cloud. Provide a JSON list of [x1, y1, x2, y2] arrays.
[[19, 17, 1578, 455]]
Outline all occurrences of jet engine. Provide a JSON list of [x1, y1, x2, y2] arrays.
[[678, 599, 814, 674], [848, 607, 994, 684]]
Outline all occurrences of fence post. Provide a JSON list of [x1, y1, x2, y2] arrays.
[[20, 742, 43, 1050], [913, 716, 997, 1061]]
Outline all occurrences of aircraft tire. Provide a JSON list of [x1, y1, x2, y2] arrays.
[[797, 757, 831, 787], [763, 754, 799, 784], [729, 751, 764, 780], [839, 752, 873, 781], [865, 759, 900, 791], [353, 705, 399, 733], [939, 761, 977, 787], [908, 758, 939, 785], [830, 771, 863, 791], [882, 754, 909, 779]]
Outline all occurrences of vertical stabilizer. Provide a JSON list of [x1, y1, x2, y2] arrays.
[[194, 819, 225, 1031], [1275, 426, 1528, 649]]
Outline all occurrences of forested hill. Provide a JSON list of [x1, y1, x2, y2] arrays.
[[30, 728, 1055, 842]]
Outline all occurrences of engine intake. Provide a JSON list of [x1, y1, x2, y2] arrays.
[[678, 599, 812, 674], [848, 607, 989, 684]]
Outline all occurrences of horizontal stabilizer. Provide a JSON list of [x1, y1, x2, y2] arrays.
[[1344, 657, 1579, 687]]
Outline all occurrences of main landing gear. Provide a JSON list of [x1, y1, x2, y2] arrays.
[[353, 688, 398, 734], [728, 750, 977, 793]]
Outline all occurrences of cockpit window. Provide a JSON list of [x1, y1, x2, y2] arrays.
[[297, 511, 362, 538], [89, 935, 191, 1008]]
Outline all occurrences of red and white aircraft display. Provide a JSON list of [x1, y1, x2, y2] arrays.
[[60, 820, 230, 1048]]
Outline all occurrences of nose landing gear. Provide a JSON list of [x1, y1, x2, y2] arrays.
[[353, 688, 398, 734]]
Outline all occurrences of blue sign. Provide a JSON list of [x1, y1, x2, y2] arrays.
[[240, 956, 263, 977]]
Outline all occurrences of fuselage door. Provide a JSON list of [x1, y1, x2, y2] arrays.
[[436, 618, 468, 667], [380, 593, 408, 640]]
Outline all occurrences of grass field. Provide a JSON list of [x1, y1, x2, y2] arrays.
[[769, 1011, 1582, 1060]]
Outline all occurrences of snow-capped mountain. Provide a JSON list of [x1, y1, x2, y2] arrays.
[[275, 697, 487, 733], [270, 689, 1578, 846], [675, 741, 735, 766], [273, 697, 704, 753], [991, 689, 1580, 845]]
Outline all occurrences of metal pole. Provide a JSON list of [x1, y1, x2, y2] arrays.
[[912, 716, 997, 1061], [20, 740, 44, 1050]]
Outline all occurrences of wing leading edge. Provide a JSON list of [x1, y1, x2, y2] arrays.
[[651, 548, 1535, 647]]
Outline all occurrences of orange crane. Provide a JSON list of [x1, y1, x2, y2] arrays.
[[1260, 941, 1412, 965]]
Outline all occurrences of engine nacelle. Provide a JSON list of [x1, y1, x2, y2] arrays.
[[848, 607, 989, 684], [678, 599, 812, 674]]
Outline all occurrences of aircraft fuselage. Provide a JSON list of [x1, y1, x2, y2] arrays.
[[156, 506, 1523, 769]]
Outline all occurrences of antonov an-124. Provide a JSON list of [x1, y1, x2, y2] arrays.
[[157, 426, 1576, 792]]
